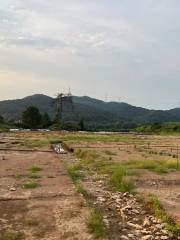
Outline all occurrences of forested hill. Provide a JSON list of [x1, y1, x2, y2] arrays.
[[0, 94, 180, 130]]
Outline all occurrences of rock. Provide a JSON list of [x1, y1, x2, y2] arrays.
[[97, 196, 106, 203], [121, 205, 132, 211], [10, 187, 16, 191], [132, 209, 140, 214], [121, 235, 129, 240], [127, 222, 143, 230], [133, 217, 139, 222], [141, 230, 151, 235], [161, 229, 168, 235], [134, 230, 141, 236], [128, 233, 135, 238], [141, 235, 153, 240], [103, 218, 109, 227], [143, 217, 151, 227], [160, 236, 169, 240]]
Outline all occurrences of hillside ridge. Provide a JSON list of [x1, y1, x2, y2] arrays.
[[0, 94, 180, 130]]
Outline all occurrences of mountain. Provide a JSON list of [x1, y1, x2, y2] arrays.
[[0, 94, 180, 130]]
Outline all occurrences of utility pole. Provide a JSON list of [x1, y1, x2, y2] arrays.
[[53, 90, 73, 130]]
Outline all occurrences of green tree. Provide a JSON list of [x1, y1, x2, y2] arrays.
[[42, 113, 51, 128], [79, 118, 85, 131], [0, 115, 4, 124], [22, 106, 42, 129]]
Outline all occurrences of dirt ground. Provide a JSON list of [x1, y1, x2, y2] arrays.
[[0, 131, 180, 239], [0, 133, 93, 240], [68, 134, 180, 222]]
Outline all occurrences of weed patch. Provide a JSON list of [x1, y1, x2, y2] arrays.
[[0, 230, 24, 240], [109, 166, 134, 192], [25, 219, 39, 226], [74, 149, 135, 192], [29, 174, 41, 179], [76, 183, 92, 199], [22, 181, 39, 189], [29, 165, 42, 173], [122, 159, 180, 174], [87, 209, 107, 239], [67, 165, 84, 182], [146, 194, 180, 236]]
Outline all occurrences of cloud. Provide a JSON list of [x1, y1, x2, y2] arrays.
[[0, 37, 67, 49], [0, 0, 180, 109]]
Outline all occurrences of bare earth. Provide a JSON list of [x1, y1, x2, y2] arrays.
[[0, 134, 92, 240], [69, 134, 180, 222], [0, 132, 180, 240]]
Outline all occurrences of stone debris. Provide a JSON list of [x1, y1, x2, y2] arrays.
[[91, 182, 177, 240], [9, 187, 16, 191], [52, 144, 67, 154]]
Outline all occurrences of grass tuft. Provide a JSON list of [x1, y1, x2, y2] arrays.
[[146, 194, 180, 236], [109, 166, 134, 192], [87, 209, 107, 239], [22, 181, 39, 189], [29, 165, 42, 174], [25, 218, 39, 226], [76, 183, 91, 199], [67, 165, 84, 182]]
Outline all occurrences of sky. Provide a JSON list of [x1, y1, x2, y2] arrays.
[[0, 0, 180, 110]]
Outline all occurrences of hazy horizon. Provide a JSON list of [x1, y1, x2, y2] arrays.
[[0, 1, 180, 110]]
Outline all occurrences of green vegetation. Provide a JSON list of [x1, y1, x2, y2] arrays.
[[25, 219, 39, 226], [104, 150, 116, 156], [76, 183, 91, 199], [137, 122, 180, 134], [109, 166, 135, 192], [0, 230, 24, 240], [0, 115, 11, 132], [147, 194, 180, 236], [22, 181, 39, 189], [29, 165, 42, 173], [87, 209, 107, 239], [15, 174, 23, 179], [122, 159, 180, 174], [22, 139, 49, 148], [62, 134, 135, 144], [2, 94, 180, 131], [0, 124, 10, 132], [29, 174, 41, 179], [42, 112, 52, 128], [67, 165, 84, 182], [73, 149, 135, 193], [22, 137, 61, 148], [22, 106, 42, 129]]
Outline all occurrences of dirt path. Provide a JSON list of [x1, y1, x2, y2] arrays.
[[0, 149, 92, 239]]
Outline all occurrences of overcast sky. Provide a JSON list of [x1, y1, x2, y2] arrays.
[[0, 0, 180, 109]]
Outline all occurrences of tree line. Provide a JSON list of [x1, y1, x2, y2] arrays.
[[21, 106, 52, 129], [21, 106, 85, 131]]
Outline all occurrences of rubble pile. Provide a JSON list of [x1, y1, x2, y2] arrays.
[[52, 144, 67, 154], [92, 188, 178, 240]]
